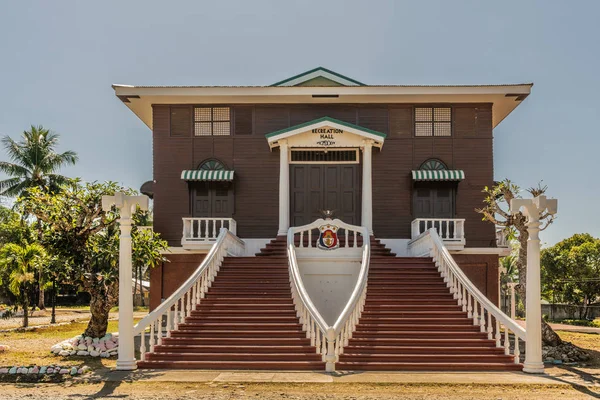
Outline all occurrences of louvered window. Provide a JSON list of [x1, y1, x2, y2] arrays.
[[290, 149, 359, 164], [415, 107, 452, 137], [194, 107, 231, 136]]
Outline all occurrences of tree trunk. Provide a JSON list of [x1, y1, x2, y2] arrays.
[[22, 290, 29, 328], [38, 269, 45, 310], [51, 279, 56, 324], [84, 281, 118, 338]]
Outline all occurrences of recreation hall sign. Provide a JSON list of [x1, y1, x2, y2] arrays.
[[312, 127, 344, 146]]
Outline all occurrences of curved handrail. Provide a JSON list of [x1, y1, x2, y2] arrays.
[[133, 228, 244, 361], [409, 228, 525, 364], [287, 218, 370, 371]]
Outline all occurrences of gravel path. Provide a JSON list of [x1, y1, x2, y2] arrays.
[[0, 382, 595, 400]]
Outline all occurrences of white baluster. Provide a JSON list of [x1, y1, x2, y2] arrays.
[[495, 320, 501, 347], [167, 308, 172, 337], [212, 219, 217, 238], [204, 220, 209, 240], [308, 229, 312, 248], [299, 231, 304, 248], [513, 336, 521, 363], [467, 294, 473, 318], [487, 312, 493, 339], [157, 316, 163, 345], [174, 299, 179, 329], [149, 321, 155, 353], [140, 329, 146, 360], [353, 231, 357, 248], [444, 220, 450, 239], [473, 299, 479, 325], [504, 327, 510, 355], [345, 229, 349, 248], [480, 303, 486, 332]]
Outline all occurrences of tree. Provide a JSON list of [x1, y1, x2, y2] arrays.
[[22, 181, 168, 337], [0, 243, 46, 327], [0, 126, 78, 197], [476, 179, 562, 346], [541, 234, 600, 320], [0, 125, 78, 309], [132, 225, 168, 306]]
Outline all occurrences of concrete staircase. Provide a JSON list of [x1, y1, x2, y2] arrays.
[[137, 255, 323, 370], [336, 256, 522, 371], [256, 236, 395, 257], [139, 237, 521, 371]]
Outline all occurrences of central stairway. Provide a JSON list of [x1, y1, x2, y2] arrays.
[[336, 255, 522, 371], [137, 254, 323, 370]]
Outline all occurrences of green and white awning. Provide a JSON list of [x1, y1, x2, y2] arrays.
[[412, 170, 465, 181], [181, 170, 234, 181]]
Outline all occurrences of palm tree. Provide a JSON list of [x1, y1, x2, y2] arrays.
[[0, 125, 78, 197], [0, 243, 46, 327], [0, 126, 77, 309]]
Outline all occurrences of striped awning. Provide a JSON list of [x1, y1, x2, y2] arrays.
[[181, 170, 234, 181], [412, 170, 465, 181]]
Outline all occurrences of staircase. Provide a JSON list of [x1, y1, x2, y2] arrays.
[[336, 255, 522, 371], [137, 255, 323, 370], [257, 236, 395, 257]]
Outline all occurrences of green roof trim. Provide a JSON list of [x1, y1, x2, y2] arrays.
[[265, 116, 387, 140], [270, 67, 366, 87]]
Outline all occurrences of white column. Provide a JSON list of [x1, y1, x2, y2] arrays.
[[102, 192, 149, 371], [511, 195, 557, 374], [278, 139, 290, 235], [361, 140, 373, 235]]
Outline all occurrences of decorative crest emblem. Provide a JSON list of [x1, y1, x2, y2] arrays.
[[317, 224, 339, 250]]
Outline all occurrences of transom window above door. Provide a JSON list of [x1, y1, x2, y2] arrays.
[[415, 107, 452, 137], [194, 107, 231, 136]]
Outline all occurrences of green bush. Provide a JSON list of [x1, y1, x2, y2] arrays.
[[556, 319, 600, 328]]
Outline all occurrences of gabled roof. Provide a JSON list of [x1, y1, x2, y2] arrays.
[[271, 67, 365, 87], [266, 116, 386, 149]]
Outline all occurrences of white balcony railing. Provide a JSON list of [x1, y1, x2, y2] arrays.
[[411, 218, 465, 247], [182, 218, 237, 246]]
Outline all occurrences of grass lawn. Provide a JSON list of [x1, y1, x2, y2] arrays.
[[556, 330, 600, 367], [0, 319, 140, 369]]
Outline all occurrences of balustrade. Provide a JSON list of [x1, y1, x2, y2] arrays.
[[181, 218, 237, 245]]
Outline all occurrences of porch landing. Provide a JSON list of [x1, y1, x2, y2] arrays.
[[102, 369, 567, 385]]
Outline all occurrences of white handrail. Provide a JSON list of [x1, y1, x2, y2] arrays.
[[409, 228, 525, 364], [133, 228, 244, 362], [287, 218, 370, 371]]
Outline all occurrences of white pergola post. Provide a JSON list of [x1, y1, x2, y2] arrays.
[[361, 139, 374, 235], [278, 139, 290, 236], [510, 195, 557, 374], [102, 192, 149, 371]]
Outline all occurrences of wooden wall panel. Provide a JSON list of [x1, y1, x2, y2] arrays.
[[372, 139, 413, 237], [453, 254, 500, 306], [152, 103, 497, 245], [389, 106, 412, 138]]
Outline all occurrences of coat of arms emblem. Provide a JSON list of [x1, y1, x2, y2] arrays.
[[317, 224, 339, 250]]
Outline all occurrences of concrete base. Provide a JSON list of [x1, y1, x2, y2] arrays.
[[103, 370, 564, 385], [115, 360, 138, 371]]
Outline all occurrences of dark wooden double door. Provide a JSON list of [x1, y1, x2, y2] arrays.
[[290, 164, 360, 227], [413, 183, 454, 218], [191, 182, 233, 217]]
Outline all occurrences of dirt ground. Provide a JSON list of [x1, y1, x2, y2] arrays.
[[0, 382, 597, 400]]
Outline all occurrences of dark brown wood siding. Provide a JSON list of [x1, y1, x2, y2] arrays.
[[152, 103, 495, 246]]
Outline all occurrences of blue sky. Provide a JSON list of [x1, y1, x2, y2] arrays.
[[0, 0, 598, 246]]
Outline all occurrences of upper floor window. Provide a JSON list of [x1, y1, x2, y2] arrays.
[[415, 107, 452, 137], [194, 107, 231, 136]]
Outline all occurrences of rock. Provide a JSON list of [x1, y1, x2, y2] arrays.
[[47, 368, 54, 374], [70, 367, 78, 375], [93, 338, 99, 344], [69, 350, 77, 356], [0, 368, 8, 374], [544, 357, 554, 363], [77, 344, 87, 351], [105, 341, 115, 350], [28, 367, 35, 374], [39, 367, 47, 374], [553, 359, 563, 365], [77, 351, 89, 356], [9, 367, 16, 374], [77, 368, 83, 374], [90, 350, 100, 357], [81, 366, 91, 373], [100, 352, 109, 358], [59, 369, 69, 375], [58, 350, 70, 356]]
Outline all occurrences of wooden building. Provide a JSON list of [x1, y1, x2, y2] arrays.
[[114, 68, 531, 371]]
